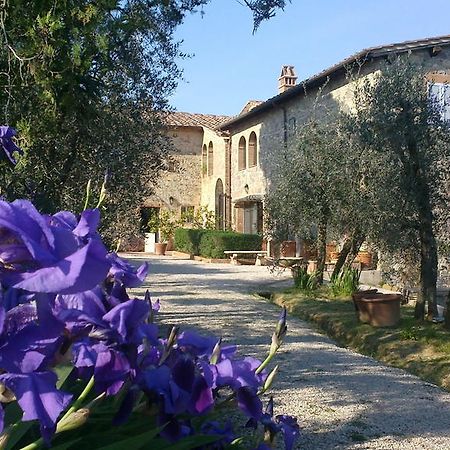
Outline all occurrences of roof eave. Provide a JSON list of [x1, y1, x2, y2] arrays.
[[219, 36, 450, 130]]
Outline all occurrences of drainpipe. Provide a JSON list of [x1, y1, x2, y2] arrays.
[[282, 106, 288, 147], [225, 136, 232, 229]]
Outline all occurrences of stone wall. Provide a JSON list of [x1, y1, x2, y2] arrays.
[[200, 128, 228, 215], [226, 47, 450, 230], [145, 127, 203, 214]]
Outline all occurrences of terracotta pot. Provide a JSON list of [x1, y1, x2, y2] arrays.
[[352, 289, 379, 323], [358, 293, 403, 327], [330, 251, 340, 261], [154, 242, 167, 255], [280, 241, 296, 257], [307, 260, 317, 274], [356, 251, 372, 268]]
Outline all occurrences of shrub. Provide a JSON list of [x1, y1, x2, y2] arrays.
[[174, 228, 205, 254], [199, 230, 262, 258], [330, 267, 361, 297], [292, 265, 318, 291]]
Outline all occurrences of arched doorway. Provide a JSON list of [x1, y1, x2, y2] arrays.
[[215, 178, 224, 230]]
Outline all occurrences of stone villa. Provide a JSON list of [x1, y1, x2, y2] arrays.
[[143, 34, 450, 239]]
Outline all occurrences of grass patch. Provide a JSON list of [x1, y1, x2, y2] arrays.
[[270, 286, 450, 391]]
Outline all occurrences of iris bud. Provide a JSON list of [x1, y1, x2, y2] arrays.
[[262, 365, 279, 393], [0, 383, 15, 403], [159, 326, 179, 365], [275, 307, 287, 341], [56, 408, 90, 433], [0, 428, 10, 450], [167, 326, 179, 349], [209, 338, 222, 365], [269, 332, 281, 356]]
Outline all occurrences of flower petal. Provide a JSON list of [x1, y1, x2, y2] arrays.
[[236, 386, 262, 420], [0, 372, 71, 438], [4, 240, 110, 294]]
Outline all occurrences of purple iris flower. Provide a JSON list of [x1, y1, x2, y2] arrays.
[[158, 412, 192, 443], [103, 299, 150, 344], [94, 347, 131, 395], [0, 371, 71, 443], [3, 287, 34, 311], [0, 319, 63, 373], [53, 287, 106, 332], [0, 200, 111, 294], [177, 330, 236, 359], [236, 386, 263, 420], [106, 253, 148, 288], [0, 126, 23, 164], [214, 356, 265, 390], [276, 415, 300, 450], [201, 421, 235, 446]]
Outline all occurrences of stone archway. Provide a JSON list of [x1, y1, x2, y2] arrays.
[[215, 178, 224, 230]]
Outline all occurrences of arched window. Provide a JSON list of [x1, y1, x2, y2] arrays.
[[238, 136, 246, 170], [202, 144, 207, 176], [207, 142, 214, 176], [248, 132, 257, 167]]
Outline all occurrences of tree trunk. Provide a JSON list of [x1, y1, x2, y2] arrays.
[[331, 230, 366, 279], [316, 209, 328, 285], [443, 291, 450, 330], [406, 141, 438, 320], [343, 232, 366, 270], [415, 219, 438, 320]]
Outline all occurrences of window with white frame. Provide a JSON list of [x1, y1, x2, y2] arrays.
[[429, 82, 450, 122]]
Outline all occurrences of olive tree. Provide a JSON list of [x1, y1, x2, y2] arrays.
[[265, 113, 368, 284], [351, 58, 450, 320]]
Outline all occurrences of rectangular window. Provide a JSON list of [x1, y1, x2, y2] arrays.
[[429, 82, 450, 122]]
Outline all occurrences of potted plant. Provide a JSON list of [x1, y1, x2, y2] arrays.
[[155, 210, 177, 255]]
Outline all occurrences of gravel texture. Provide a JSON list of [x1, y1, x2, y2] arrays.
[[127, 254, 450, 449]]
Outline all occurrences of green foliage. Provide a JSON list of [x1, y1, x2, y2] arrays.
[[175, 228, 262, 258], [198, 231, 262, 259], [158, 210, 178, 242], [351, 57, 450, 318], [146, 215, 160, 234], [292, 266, 318, 291], [0, 1, 202, 245], [174, 228, 205, 255], [273, 289, 450, 390], [330, 267, 360, 297]]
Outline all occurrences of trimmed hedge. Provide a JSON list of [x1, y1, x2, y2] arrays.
[[174, 228, 205, 255], [174, 228, 262, 259], [199, 230, 262, 259]]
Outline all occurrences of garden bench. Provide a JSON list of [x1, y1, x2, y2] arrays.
[[223, 250, 268, 265]]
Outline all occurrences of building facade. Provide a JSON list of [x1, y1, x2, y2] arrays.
[[149, 35, 450, 238]]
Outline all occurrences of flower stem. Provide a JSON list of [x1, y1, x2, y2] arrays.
[[60, 376, 95, 423], [19, 377, 95, 450], [255, 352, 275, 375]]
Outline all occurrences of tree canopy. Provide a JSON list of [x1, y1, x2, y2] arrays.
[[0, 0, 288, 245], [266, 57, 450, 320]]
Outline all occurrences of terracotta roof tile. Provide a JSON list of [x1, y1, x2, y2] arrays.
[[239, 100, 264, 115], [165, 111, 232, 129]]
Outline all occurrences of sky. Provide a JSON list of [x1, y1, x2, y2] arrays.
[[170, 0, 450, 116]]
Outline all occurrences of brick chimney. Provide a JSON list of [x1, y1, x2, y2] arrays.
[[278, 65, 297, 94]]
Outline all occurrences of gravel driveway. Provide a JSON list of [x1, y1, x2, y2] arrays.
[[126, 254, 450, 449]]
